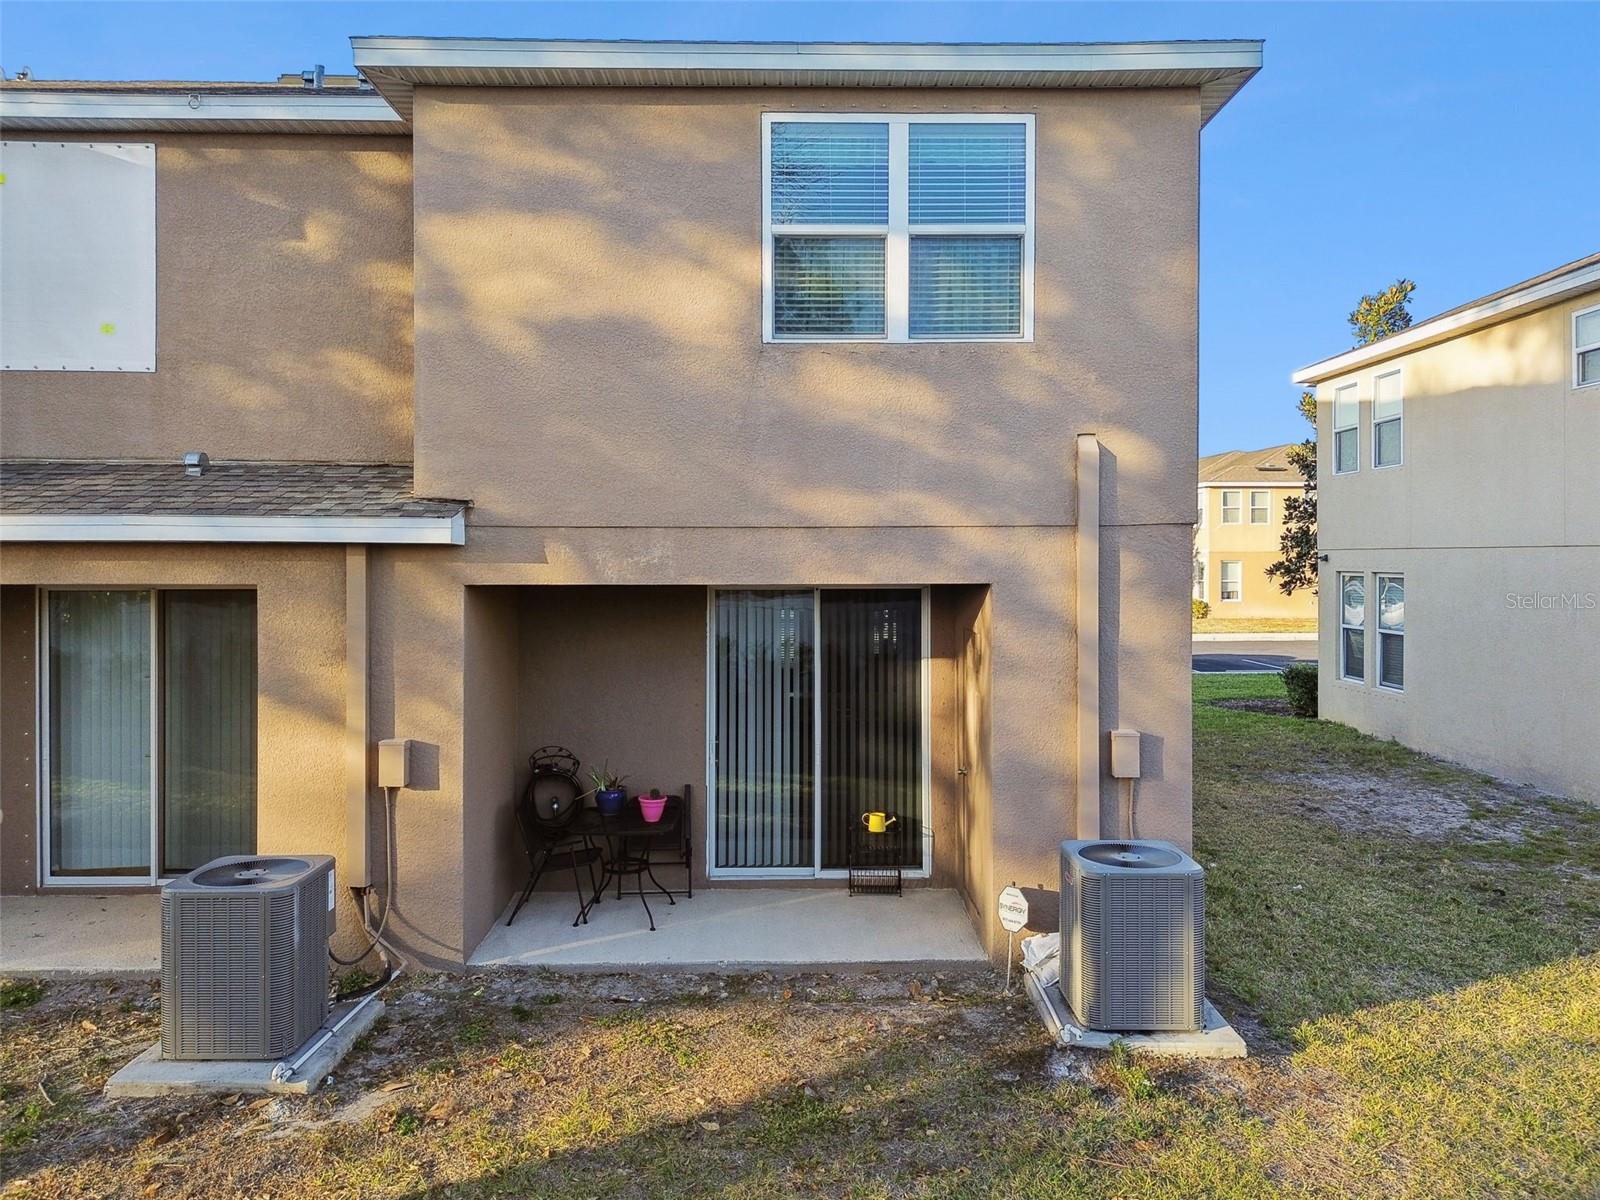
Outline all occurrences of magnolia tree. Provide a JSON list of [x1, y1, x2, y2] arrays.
[[1267, 280, 1416, 595]]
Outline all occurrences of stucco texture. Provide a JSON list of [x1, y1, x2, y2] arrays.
[[0, 134, 414, 463], [0, 545, 364, 933], [410, 86, 1199, 532], [1315, 290, 1600, 802]]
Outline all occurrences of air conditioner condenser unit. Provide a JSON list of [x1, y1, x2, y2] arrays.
[[161, 854, 335, 1061], [1059, 839, 1205, 1033]]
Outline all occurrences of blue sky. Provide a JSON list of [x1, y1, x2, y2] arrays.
[[5, 2, 1595, 454]]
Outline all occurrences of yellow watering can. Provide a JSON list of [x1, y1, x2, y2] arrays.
[[860, 811, 898, 834]]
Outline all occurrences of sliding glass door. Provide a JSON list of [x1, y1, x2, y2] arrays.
[[44, 589, 257, 883], [710, 588, 926, 877]]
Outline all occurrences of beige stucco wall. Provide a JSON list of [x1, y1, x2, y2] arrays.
[[1315, 289, 1600, 802], [1194, 484, 1317, 619], [0, 133, 414, 463], [388, 83, 1202, 961], [0, 545, 369, 935]]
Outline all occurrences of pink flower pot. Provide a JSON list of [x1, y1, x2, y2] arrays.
[[638, 794, 668, 823]]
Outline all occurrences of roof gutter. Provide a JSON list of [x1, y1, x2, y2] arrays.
[[0, 511, 465, 545], [0, 89, 404, 133], [1292, 260, 1600, 385]]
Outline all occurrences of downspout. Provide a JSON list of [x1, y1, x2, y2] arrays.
[[345, 545, 371, 887], [1075, 434, 1101, 839]]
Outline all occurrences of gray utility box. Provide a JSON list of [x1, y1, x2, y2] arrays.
[[161, 855, 335, 1061], [1060, 840, 1205, 1033]]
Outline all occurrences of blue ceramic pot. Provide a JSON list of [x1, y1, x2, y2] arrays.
[[596, 788, 627, 816]]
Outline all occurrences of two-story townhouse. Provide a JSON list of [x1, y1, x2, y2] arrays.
[[0, 38, 1262, 968], [1193, 444, 1317, 621], [1294, 253, 1600, 804]]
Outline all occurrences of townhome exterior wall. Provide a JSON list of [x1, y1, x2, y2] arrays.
[[0, 133, 415, 464], [1315, 290, 1600, 802]]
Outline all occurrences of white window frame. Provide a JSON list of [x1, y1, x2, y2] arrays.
[[1333, 382, 1359, 474], [1219, 560, 1243, 603], [761, 112, 1035, 344], [1575, 303, 1600, 389], [1376, 573, 1405, 693], [1373, 368, 1404, 469], [1338, 572, 1366, 683], [1249, 490, 1270, 524], [703, 586, 933, 880], [1221, 490, 1243, 524]]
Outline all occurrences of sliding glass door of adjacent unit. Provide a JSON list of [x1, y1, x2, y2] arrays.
[[44, 589, 257, 883], [710, 588, 926, 877]]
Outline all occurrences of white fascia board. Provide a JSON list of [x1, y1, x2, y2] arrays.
[[1199, 479, 1302, 488], [0, 512, 465, 545], [1292, 261, 1600, 385], [0, 90, 403, 129], [351, 36, 1263, 76]]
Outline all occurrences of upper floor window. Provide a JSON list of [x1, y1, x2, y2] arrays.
[[1221, 490, 1242, 524], [1249, 490, 1270, 524], [1333, 383, 1359, 473], [763, 114, 1034, 343], [1576, 304, 1600, 388], [1373, 370, 1403, 467]]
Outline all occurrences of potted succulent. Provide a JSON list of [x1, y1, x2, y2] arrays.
[[638, 787, 669, 824], [589, 765, 629, 816]]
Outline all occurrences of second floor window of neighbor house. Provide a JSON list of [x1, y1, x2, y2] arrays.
[[764, 114, 1035, 342]]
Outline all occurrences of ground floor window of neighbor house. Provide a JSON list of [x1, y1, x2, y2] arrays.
[[1219, 561, 1242, 602], [1340, 572, 1366, 682], [43, 589, 257, 882], [1377, 574, 1405, 691]]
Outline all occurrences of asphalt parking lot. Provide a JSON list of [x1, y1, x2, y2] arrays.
[[1192, 638, 1317, 673]]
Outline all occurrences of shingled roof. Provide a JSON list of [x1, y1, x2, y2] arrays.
[[0, 461, 468, 544], [1197, 444, 1302, 485]]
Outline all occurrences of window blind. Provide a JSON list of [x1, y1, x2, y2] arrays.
[[770, 122, 889, 225], [48, 591, 151, 875], [713, 591, 815, 870], [908, 123, 1026, 225], [162, 590, 257, 873], [774, 236, 886, 336], [908, 236, 1021, 337]]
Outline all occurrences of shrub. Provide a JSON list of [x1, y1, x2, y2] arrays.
[[1282, 661, 1318, 717], [1192, 599, 1211, 621]]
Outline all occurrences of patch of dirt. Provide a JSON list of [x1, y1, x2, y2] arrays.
[[1211, 697, 1296, 717], [1272, 764, 1593, 846]]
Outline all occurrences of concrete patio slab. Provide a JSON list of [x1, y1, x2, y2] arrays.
[[1025, 972, 1247, 1059], [1, 893, 160, 976], [471, 887, 987, 969], [105, 997, 385, 1098]]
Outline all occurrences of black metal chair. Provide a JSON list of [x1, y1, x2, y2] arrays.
[[507, 749, 602, 927]]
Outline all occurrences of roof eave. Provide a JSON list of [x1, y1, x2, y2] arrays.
[[0, 511, 465, 545], [1292, 259, 1600, 386], [0, 90, 405, 134], [349, 37, 1262, 125]]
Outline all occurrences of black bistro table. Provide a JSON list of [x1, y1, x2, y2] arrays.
[[579, 796, 686, 931]]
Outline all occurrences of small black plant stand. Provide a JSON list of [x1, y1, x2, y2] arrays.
[[848, 825, 907, 897]]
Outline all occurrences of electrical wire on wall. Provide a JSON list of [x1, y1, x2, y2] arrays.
[[328, 785, 405, 995]]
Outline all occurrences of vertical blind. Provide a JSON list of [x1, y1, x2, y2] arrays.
[[770, 121, 889, 225], [820, 591, 923, 869], [162, 591, 257, 873], [908, 123, 1026, 225], [713, 591, 815, 870], [908, 236, 1022, 337], [46, 589, 256, 878], [773, 237, 886, 337], [48, 591, 152, 875]]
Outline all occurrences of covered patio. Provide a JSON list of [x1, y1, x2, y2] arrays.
[[471, 886, 986, 969]]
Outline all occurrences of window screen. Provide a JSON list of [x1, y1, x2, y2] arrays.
[[909, 236, 1022, 337], [773, 237, 886, 337], [907, 123, 1026, 225]]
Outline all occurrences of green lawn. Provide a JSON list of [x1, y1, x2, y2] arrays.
[[3, 675, 1596, 1199]]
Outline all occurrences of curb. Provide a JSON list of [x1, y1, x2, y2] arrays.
[[1192, 632, 1317, 642]]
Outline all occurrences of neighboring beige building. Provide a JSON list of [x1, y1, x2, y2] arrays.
[[1193, 444, 1317, 621], [0, 38, 1263, 967], [1294, 253, 1600, 804]]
